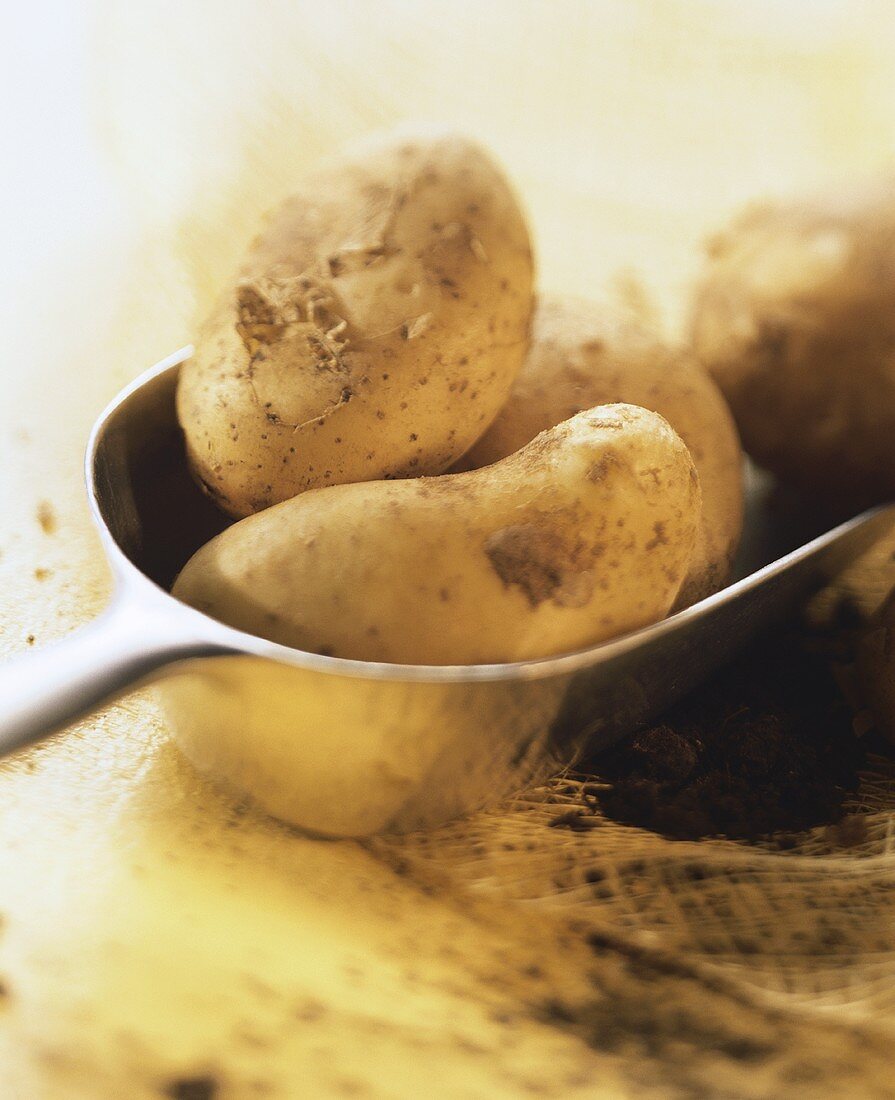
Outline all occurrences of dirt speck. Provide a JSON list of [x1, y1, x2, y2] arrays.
[[485, 525, 567, 607], [586, 442, 628, 484], [36, 501, 56, 535], [645, 522, 668, 550], [163, 1075, 219, 1100]]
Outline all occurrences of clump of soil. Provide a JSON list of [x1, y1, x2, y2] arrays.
[[584, 631, 869, 840]]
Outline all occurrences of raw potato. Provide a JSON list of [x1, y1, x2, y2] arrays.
[[173, 404, 701, 665], [460, 296, 743, 606], [691, 181, 895, 507], [177, 131, 535, 518]]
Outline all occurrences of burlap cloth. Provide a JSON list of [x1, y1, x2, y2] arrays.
[[3, 5, 895, 1096]]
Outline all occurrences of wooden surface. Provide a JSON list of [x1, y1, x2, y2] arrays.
[[3, 3, 895, 1096]]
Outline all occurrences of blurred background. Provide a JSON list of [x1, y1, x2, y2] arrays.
[[5, 0, 895, 360]]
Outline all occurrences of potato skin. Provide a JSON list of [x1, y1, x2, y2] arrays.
[[460, 296, 743, 606], [691, 183, 895, 508], [177, 132, 534, 518], [173, 404, 701, 665]]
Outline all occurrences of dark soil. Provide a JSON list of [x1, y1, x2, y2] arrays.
[[582, 631, 871, 841], [163, 1076, 219, 1100]]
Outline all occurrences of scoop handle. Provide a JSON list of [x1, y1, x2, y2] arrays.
[[0, 593, 219, 758]]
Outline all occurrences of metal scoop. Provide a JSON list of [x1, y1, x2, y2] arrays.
[[0, 348, 891, 835]]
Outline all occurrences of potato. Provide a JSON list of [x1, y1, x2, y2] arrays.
[[459, 296, 743, 606], [176, 132, 534, 518], [690, 181, 895, 508], [173, 404, 701, 665]]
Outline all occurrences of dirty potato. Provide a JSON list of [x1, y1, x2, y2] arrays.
[[177, 132, 534, 518], [172, 404, 701, 665], [460, 296, 743, 606], [691, 181, 895, 507]]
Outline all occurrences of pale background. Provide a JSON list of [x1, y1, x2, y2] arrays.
[[2, 2, 895, 1096]]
